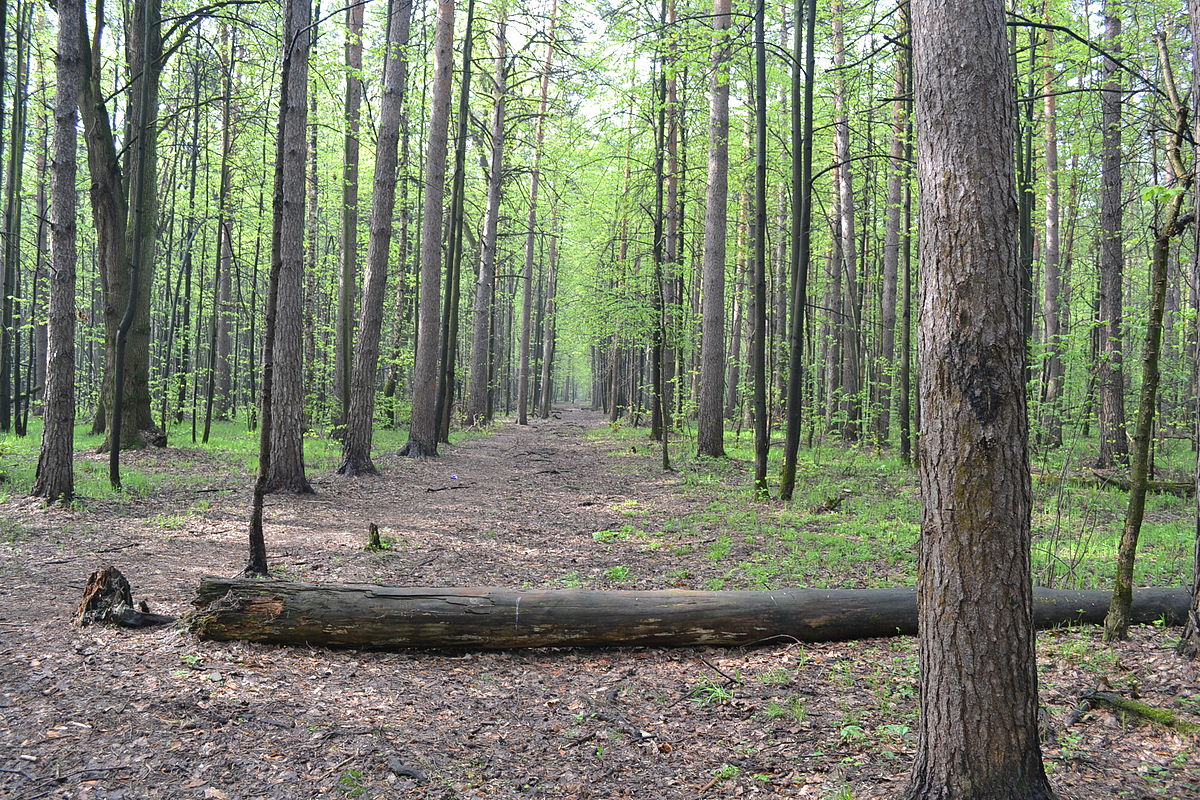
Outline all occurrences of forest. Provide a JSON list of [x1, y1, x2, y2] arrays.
[[1, 0, 1200, 797]]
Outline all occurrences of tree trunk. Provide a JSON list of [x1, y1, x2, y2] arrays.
[[335, 0, 365, 427], [538, 216, 558, 419], [32, 0, 81, 503], [191, 578, 1190, 652], [402, 0, 455, 458], [878, 46, 906, 446], [204, 30, 237, 443], [1097, 3, 1128, 469], [750, 0, 768, 492], [339, 0, 413, 476], [904, 0, 1056, 797], [1105, 38, 1192, 642], [265, 0, 314, 494], [832, 0, 860, 443], [1181, 0, 1200, 661], [779, 0, 816, 500], [1040, 27, 1064, 449], [517, 0, 558, 426], [696, 0, 731, 457], [467, 13, 508, 427]]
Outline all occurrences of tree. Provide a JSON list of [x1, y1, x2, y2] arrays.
[[1181, 0, 1200, 662], [696, 0, 732, 458], [1104, 34, 1192, 642], [402, 0, 455, 458], [1096, 1, 1128, 469], [517, 0, 558, 426], [467, 8, 509, 427], [78, 0, 165, 453], [902, 0, 1056, 797], [32, 0, 82, 503], [335, 0, 366, 426], [339, 0, 413, 476], [265, 0, 314, 494], [779, 0, 816, 500], [1039, 25, 1064, 449]]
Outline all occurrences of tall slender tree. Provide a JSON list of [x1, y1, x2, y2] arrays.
[[340, 0, 413, 475], [696, 0, 732, 458], [402, 0, 455, 457], [32, 0, 82, 503], [1097, 1, 1128, 468], [264, 0, 314, 494], [467, 8, 509, 426], [335, 0, 366, 426], [517, 0, 558, 426]]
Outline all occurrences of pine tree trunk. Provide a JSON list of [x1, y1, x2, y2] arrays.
[[538, 217, 558, 419], [467, 13, 508, 426], [903, 0, 1056, 796], [32, 0, 81, 503], [517, 0, 558, 426]]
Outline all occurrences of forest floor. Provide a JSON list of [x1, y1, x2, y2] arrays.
[[0, 405, 1197, 800]]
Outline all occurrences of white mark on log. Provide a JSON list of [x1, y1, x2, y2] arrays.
[[514, 596, 521, 628]]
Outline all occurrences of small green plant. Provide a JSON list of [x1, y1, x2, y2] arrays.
[[838, 724, 867, 746], [764, 696, 808, 721], [712, 764, 741, 782], [560, 571, 587, 588], [827, 785, 855, 800], [707, 535, 732, 562], [604, 565, 632, 583], [690, 676, 735, 705], [593, 529, 629, 543], [337, 768, 365, 797]]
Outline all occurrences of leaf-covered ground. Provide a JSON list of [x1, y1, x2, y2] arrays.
[[1, 406, 1197, 799]]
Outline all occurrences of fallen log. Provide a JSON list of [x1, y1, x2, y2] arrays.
[[189, 578, 1190, 650], [1033, 471, 1194, 497]]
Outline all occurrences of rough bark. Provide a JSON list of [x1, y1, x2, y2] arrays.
[[696, 0, 732, 457], [517, 0, 557, 426], [879, 48, 906, 445], [831, 0, 860, 442], [32, 0, 81, 503], [466, 14, 508, 426], [1097, 4, 1128, 469], [335, 0, 365, 426], [905, 0, 1056, 797], [1040, 28, 1064, 449], [265, 0, 314, 494], [538, 219, 559, 419], [339, 0, 412, 476], [191, 579, 1190, 651], [402, 0, 455, 458]]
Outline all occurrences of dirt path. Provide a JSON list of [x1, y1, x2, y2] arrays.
[[0, 408, 1196, 799]]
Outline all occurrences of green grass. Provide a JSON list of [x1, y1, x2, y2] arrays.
[[0, 415, 429, 506], [589, 422, 1195, 592]]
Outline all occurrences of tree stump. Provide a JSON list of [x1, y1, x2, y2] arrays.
[[76, 566, 175, 628]]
